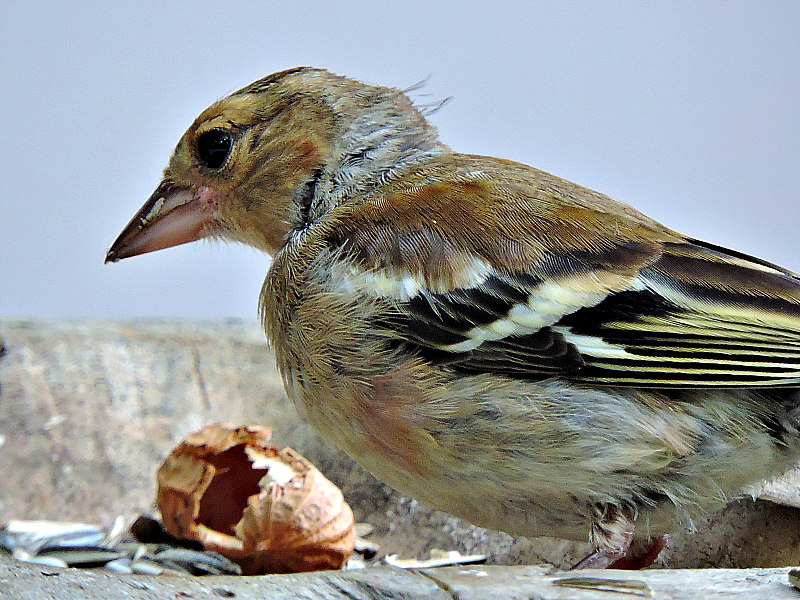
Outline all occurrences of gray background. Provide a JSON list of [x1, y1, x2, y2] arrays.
[[2, 1, 799, 319]]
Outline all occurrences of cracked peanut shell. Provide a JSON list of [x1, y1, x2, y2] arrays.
[[156, 423, 355, 574]]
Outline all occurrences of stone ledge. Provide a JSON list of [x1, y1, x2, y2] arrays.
[[1, 555, 797, 600]]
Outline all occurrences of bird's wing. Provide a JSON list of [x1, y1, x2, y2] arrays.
[[329, 154, 800, 387]]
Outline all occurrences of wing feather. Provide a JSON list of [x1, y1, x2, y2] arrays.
[[329, 154, 800, 388]]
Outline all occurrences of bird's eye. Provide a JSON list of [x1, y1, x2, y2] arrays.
[[197, 129, 233, 169]]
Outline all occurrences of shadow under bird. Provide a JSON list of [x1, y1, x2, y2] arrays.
[[107, 67, 800, 568]]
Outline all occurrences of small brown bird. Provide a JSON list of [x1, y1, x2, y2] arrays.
[[107, 67, 800, 568]]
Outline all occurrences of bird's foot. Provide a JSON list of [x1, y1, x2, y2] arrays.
[[572, 535, 668, 570], [571, 503, 667, 570], [607, 535, 667, 569]]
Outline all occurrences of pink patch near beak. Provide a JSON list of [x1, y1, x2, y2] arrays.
[[106, 183, 220, 263]]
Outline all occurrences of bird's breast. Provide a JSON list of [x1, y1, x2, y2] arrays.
[[264, 248, 440, 474]]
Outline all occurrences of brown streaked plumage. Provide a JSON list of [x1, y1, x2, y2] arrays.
[[107, 67, 800, 568]]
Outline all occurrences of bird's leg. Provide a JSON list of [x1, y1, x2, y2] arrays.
[[571, 503, 635, 569], [571, 503, 668, 569], [607, 535, 667, 570]]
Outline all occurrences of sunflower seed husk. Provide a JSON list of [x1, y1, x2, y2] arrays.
[[40, 531, 108, 552], [156, 564, 193, 576], [105, 558, 134, 574], [133, 544, 149, 562], [131, 559, 165, 576], [384, 549, 488, 569], [345, 556, 366, 570], [1, 516, 255, 578], [191, 564, 226, 576], [17, 552, 69, 569], [151, 559, 194, 575], [152, 548, 242, 575], [354, 537, 380, 559], [38, 547, 123, 567], [114, 541, 162, 559], [2, 520, 105, 553], [354, 522, 374, 538], [104, 515, 128, 547]]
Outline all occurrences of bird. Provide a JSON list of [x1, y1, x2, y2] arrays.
[[107, 67, 800, 568]]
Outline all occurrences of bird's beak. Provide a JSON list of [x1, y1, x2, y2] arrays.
[[105, 182, 220, 263]]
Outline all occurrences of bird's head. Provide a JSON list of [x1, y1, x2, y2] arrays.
[[106, 67, 445, 262]]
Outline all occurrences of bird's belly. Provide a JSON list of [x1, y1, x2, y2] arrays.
[[287, 356, 800, 542], [285, 358, 600, 540], [303, 391, 593, 540]]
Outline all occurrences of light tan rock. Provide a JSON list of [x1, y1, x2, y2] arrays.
[[0, 319, 798, 572]]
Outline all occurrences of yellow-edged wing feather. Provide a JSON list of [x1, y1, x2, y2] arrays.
[[329, 154, 800, 387]]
